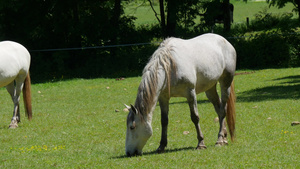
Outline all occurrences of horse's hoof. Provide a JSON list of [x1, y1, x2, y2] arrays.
[[215, 143, 222, 147], [156, 147, 165, 154], [291, 121, 300, 126], [9, 124, 18, 129], [196, 145, 207, 150], [215, 141, 228, 146]]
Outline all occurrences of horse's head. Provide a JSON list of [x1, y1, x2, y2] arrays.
[[125, 104, 153, 157]]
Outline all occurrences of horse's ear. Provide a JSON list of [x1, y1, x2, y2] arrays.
[[124, 104, 131, 109], [130, 104, 138, 115]]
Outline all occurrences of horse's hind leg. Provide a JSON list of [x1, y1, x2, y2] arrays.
[[205, 84, 228, 146], [187, 88, 206, 149], [6, 80, 23, 128], [216, 75, 234, 145]]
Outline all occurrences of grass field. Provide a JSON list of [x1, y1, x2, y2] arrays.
[[125, 0, 296, 26], [0, 67, 299, 168]]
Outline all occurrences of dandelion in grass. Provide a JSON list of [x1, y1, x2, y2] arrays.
[[281, 130, 294, 134], [43, 145, 48, 151], [10, 145, 66, 153]]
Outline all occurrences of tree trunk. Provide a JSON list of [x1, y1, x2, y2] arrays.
[[112, 0, 121, 39], [223, 0, 231, 32], [110, 0, 121, 64], [159, 0, 167, 38], [297, 0, 300, 23], [71, 0, 81, 47], [166, 0, 178, 37]]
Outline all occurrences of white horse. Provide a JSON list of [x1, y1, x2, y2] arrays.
[[0, 41, 32, 128], [125, 33, 236, 157]]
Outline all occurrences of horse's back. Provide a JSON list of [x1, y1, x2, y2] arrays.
[[167, 34, 236, 95], [0, 41, 31, 87], [170, 33, 235, 70]]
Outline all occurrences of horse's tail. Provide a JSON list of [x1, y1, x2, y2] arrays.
[[23, 72, 32, 120], [226, 81, 236, 142]]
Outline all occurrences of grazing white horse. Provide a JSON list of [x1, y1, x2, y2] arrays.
[[125, 33, 236, 157], [0, 41, 32, 128]]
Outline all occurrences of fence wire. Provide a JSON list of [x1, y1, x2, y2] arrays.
[[30, 42, 160, 52], [30, 32, 299, 52]]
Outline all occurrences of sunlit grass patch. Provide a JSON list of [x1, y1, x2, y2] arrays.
[[0, 68, 300, 168]]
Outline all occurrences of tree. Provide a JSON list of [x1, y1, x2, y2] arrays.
[[165, 0, 180, 37], [149, 0, 203, 37], [159, 0, 166, 37], [223, 0, 231, 31], [0, 0, 139, 78], [267, 0, 300, 22]]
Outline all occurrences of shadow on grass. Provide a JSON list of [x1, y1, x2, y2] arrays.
[[111, 146, 195, 159], [274, 75, 300, 84], [237, 75, 300, 102]]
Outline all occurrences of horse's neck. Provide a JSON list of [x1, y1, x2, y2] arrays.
[[135, 68, 167, 123]]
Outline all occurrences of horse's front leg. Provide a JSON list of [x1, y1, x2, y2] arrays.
[[187, 89, 206, 149], [157, 97, 169, 153]]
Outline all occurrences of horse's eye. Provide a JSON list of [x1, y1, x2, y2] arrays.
[[130, 121, 136, 130]]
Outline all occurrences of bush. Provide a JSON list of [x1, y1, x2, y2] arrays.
[[229, 31, 299, 69], [226, 9, 300, 70]]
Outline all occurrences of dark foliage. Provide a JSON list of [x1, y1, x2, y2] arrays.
[[0, 0, 159, 81], [228, 10, 300, 69], [0, 1, 299, 82]]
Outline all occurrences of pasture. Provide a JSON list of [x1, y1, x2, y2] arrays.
[[125, 0, 296, 26], [0, 67, 299, 168]]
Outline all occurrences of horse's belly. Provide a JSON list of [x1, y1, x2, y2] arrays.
[[170, 79, 217, 97], [170, 72, 222, 100], [194, 71, 222, 93], [0, 64, 19, 87], [0, 76, 16, 87], [195, 80, 218, 94]]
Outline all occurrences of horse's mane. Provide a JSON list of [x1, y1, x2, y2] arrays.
[[135, 38, 176, 117]]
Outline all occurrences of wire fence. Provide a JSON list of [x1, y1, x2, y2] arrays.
[[30, 31, 299, 52], [30, 42, 160, 52]]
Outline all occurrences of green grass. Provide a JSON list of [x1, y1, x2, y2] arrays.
[[0, 67, 300, 168], [231, 1, 296, 23], [124, 0, 296, 26]]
